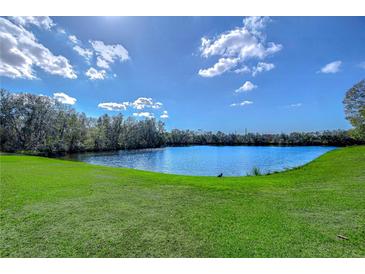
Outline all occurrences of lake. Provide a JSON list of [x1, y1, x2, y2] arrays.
[[63, 145, 336, 176]]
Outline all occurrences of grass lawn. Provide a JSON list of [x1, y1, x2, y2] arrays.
[[0, 146, 364, 257]]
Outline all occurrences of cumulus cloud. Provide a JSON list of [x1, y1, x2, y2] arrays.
[[53, 92, 76, 105], [64, 33, 94, 62], [133, 112, 154, 118], [243, 16, 271, 34], [0, 17, 77, 79], [230, 100, 253, 107], [96, 57, 109, 69], [97, 97, 166, 118], [160, 110, 169, 119], [9, 16, 54, 30], [131, 97, 163, 110], [90, 40, 129, 69], [73, 45, 93, 61], [198, 58, 238, 77], [98, 102, 130, 111], [68, 35, 79, 44], [234, 65, 251, 74], [235, 81, 257, 93], [198, 16, 282, 77], [85, 67, 106, 80], [252, 62, 275, 76], [319, 60, 342, 74]]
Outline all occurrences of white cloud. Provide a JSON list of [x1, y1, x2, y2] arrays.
[[0, 17, 77, 79], [319, 60, 342, 74], [199, 58, 238, 77], [133, 112, 154, 118], [286, 103, 302, 108], [160, 110, 169, 119], [199, 28, 269, 59], [66, 34, 94, 62], [68, 35, 78, 44], [131, 97, 163, 110], [97, 97, 164, 116], [73, 45, 93, 61], [234, 65, 251, 74], [53, 92, 76, 105], [152, 102, 163, 109], [57, 28, 66, 34], [235, 81, 257, 93], [9, 16, 54, 30], [358, 62, 365, 69], [96, 57, 110, 69], [252, 62, 275, 76], [198, 17, 282, 77], [98, 102, 130, 111], [90, 40, 129, 69], [230, 100, 253, 107], [243, 16, 271, 34], [85, 67, 106, 80]]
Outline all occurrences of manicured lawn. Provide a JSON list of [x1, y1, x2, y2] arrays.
[[0, 146, 364, 257]]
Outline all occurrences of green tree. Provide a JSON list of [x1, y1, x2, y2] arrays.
[[343, 79, 365, 141]]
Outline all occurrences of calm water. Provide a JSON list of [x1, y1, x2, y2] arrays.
[[63, 146, 336, 176]]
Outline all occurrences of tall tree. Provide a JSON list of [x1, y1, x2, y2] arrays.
[[343, 79, 365, 140]]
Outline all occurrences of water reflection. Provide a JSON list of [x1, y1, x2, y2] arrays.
[[62, 146, 336, 176]]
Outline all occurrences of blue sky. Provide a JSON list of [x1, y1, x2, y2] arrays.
[[1, 16, 364, 133]]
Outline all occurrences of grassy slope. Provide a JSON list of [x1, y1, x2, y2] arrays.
[[0, 146, 364, 258]]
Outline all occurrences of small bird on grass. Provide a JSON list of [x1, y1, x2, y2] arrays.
[[217, 173, 223, 177]]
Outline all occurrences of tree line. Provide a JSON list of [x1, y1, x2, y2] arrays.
[[0, 89, 165, 154], [166, 128, 358, 147], [0, 88, 363, 155]]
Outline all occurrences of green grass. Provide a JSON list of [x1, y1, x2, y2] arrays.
[[1, 146, 364, 258]]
